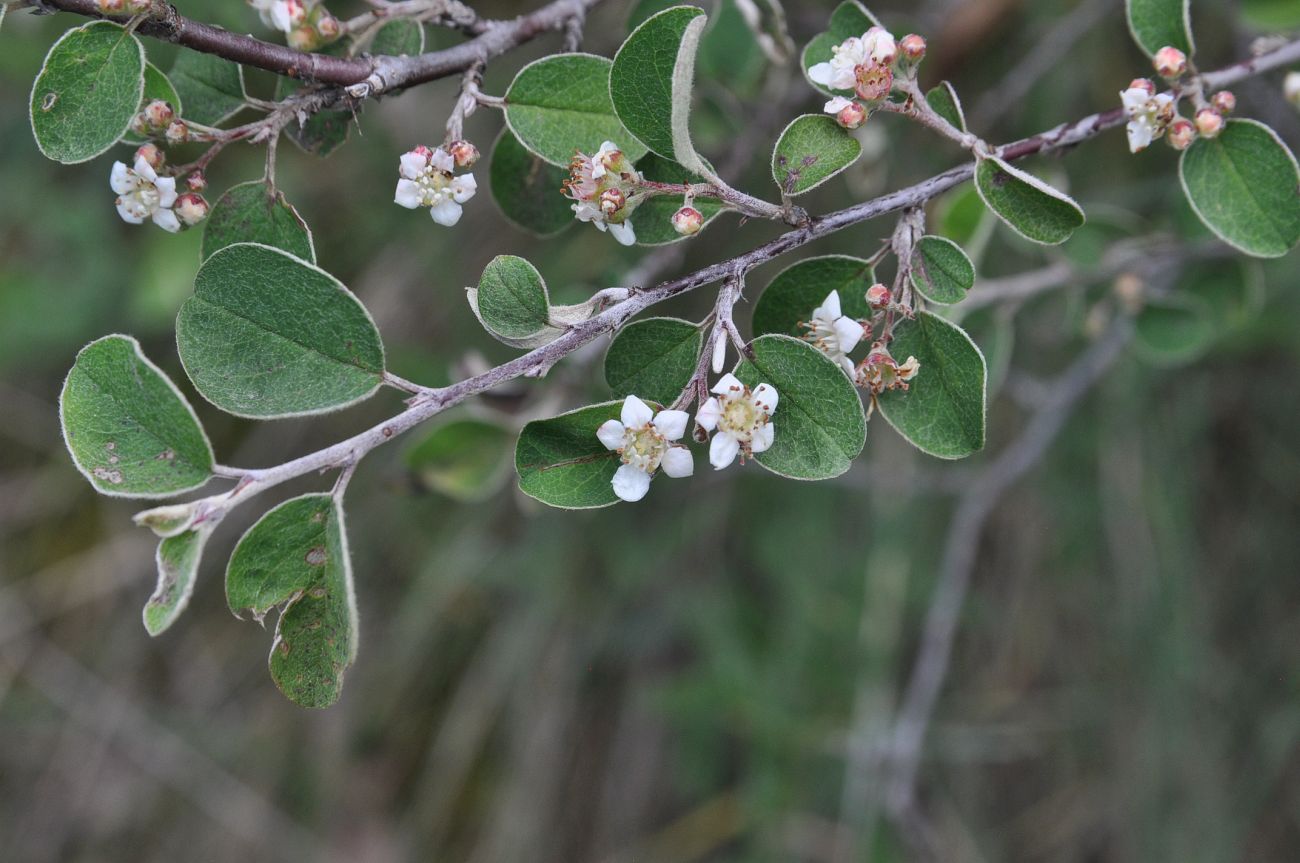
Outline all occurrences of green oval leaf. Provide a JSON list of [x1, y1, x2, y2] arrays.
[[974, 157, 1085, 246], [30, 22, 145, 164], [631, 153, 723, 245], [604, 317, 702, 405], [610, 5, 711, 174], [515, 402, 625, 509], [202, 180, 316, 262], [877, 311, 986, 459], [145, 525, 212, 636], [1179, 119, 1300, 259], [926, 81, 966, 133], [801, 0, 881, 97], [1126, 0, 1193, 57], [406, 417, 514, 502], [733, 334, 867, 480], [226, 493, 357, 708], [123, 62, 183, 146], [371, 19, 425, 55], [771, 114, 862, 196], [910, 236, 975, 305], [489, 128, 574, 238], [752, 255, 874, 338], [169, 50, 246, 128], [473, 255, 551, 340], [1135, 294, 1215, 365], [505, 53, 647, 167], [177, 243, 385, 418], [60, 335, 214, 498]]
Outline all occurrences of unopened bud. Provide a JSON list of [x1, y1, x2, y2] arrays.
[[287, 25, 317, 51], [129, 114, 152, 137], [315, 14, 340, 41], [1194, 107, 1223, 138], [143, 99, 174, 130], [175, 193, 210, 226], [855, 63, 893, 103], [187, 172, 207, 192], [671, 205, 704, 236], [1166, 118, 1196, 151], [96, 0, 127, 14], [1287, 72, 1300, 109], [165, 120, 189, 144], [1153, 46, 1187, 79], [1128, 77, 1156, 96], [135, 143, 165, 170], [448, 140, 479, 168], [836, 101, 867, 130], [1211, 90, 1236, 115], [599, 187, 625, 216], [865, 283, 891, 310], [124, 0, 152, 12], [410, 144, 435, 161], [899, 34, 926, 63]]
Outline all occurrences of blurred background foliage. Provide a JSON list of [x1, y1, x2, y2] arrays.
[[2, 0, 1300, 860]]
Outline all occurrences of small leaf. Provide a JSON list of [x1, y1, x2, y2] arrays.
[[877, 312, 986, 459], [604, 317, 702, 405], [30, 22, 145, 164], [489, 127, 574, 238], [515, 402, 625, 509], [202, 180, 315, 262], [733, 335, 867, 480], [169, 50, 246, 127], [801, 0, 881, 97], [60, 335, 214, 498], [226, 494, 357, 709], [177, 243, 385, 418], [473, 255, 552, 340], [505, 53, 647, 167], [610, 5, 712, 176], [371, 19, 425, 55], [1135, 295, 1215, 365], [752, 255, 874, 338], [910, 236, 975, 305], [406, 417, 514, 502], [1126, 0, 1193, 57], [631, 153, 723, 245], [974, 157, 1085, 245], [1179, 119, 1300, 259], [123, 63, 183, 146], [771, 114, 862, 196], [926, 81, 966, 132], [145, 525, 212, 636]]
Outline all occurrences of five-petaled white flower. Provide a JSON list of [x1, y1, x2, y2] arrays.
[[597, 396, 694, 502], [110, 156, 180, 232], [1120, 86, 1175, 153], [394, 145, 478, 226], [696, 374, 778, 470], [564, 141, 639, 246], [809, 27, 896, 91], [802, 289, 865, 376]]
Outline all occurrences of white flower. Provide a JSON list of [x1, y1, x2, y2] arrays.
[[596, 396, 694, 502], [394, 146, 477, 226], [1121, 87, 1174, 153], [802, 290, 865, 376], [249, 0, 306, 33], [808, 27, 895, 91], [110, 156, 180, 232], [695, 373, 778, 470]]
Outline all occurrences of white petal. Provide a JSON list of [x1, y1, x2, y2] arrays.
[[752, 383, 778, 416], [573, 202, 601, 223], [824, 96, 854, 114], [155, 177, 178, 209], [611, 464, 652, 502], [451, 173, 477, 203], [711, 329, 726, 374], [711, 373, 743, 395], [596, 420, 626, 451], [270, 1, 293, 32], [808, 62, 834, 86], [399, 152, 427, 179], [750, 423, 774, 453], [833, 315, 863, 352], [132, 156, 157, 182], [115, 198, 145, 224], [620, 395, 654, 428], [1126, 119, 1152, 153], [660, 445, 694, 478], [110, 161, 134, 195], [151, 207, 181, 233], [820, 289, 842, 319], [653, 410, 689, 441], [696, 397, 721, 431], [394, 178, 422, 208], [429, 148, 455, 173], [593, 219, 609, 232], [429, 199, 463, 226], [838, 356, 856, 377], [709, 433, 740, 470], [608, 220, 636, 246]]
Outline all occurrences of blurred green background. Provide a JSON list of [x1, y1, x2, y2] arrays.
[[3, 0, 1300, 860]]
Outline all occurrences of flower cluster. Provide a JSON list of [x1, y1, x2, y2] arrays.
[[109, 145, 208, 233], [797, 286, 920, 402], [394, 144, 478, 227], [563, 141, 642, 246], [811, 27, 925, 130], [248, 0, 339, 51], [1122, 47, 1235, 154]]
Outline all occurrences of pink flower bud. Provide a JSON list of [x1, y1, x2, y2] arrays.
[[1166, 118, 1196, 151], [1128, 78, 1156, 96], [410, 144, 435, 161], [1211, 90, 1236, 115], [187, 172, 207, 191], [315, 14, 340, 41], [671, 206, 704, 236], [96, 0, 127, 14], [448, 140, 480, 168], [836, 101, 867, 130], [135, 143, 165, 170], [854, 63, 893, 103], [165, 121, 189, 144], [865, 283, 891, 310], [175, 193, 209, 226], [899, 34, 927, 63], [599, 188, 625, 216], [1194, 107, 1224, 138], [143, 99, 174, 129], [1153, 46, 1187, 79]]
